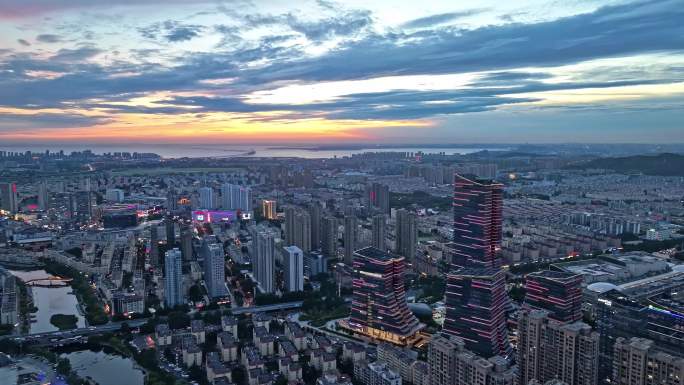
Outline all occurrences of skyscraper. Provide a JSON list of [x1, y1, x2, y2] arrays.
[[221, 183, 251, 211], [0, 182, 18, 213], [525, 270, 583, 323], [517, 309, 599, 385], [37, 181, 49, 211], [150, 224, 160, 267], [395, 209, 416, 262], [442, 173, 509, 359], [167, 190, 178, 211], [198, 186, 214, 209], [262, 200, 276, 220], [321, 216, 338, 258], [308, 201, 322, 250], [164, 248, 184, 308], [282, 246, 304, 292], [180, 224, 194, 261], [344, 214, 358, 265], [349, 247, 420, 345], [285, 207, 311, 252], [367, 182, 390, 215], [202, 240, 226, 298], [165, 218, 176, 246], [443, 267, 510, 358], [452, 174, 503, 268], [251, 228, 275, 294], [428, 333, 516, 385], [612, 337, 684, 385], [372, 214, 386, 251]]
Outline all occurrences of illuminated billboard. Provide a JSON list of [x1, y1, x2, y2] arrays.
[[192, 210, 237, 223]]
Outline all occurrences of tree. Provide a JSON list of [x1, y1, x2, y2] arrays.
[[168, 311, 190, 330], [56, 358, 72, 376], [120, 322, 131, 335]]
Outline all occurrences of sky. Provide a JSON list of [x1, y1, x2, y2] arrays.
[[0, 0, 683, 145]]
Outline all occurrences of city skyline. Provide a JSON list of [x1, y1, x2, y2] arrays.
[[1, 0, 683, 144]]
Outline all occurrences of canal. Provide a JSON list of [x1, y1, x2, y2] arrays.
[[9, 269, 86, 334]]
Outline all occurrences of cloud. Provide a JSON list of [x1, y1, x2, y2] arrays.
[[238, 4, 373, 42], [17, 39, 31, 46], [139, 20, 204, 42], [0, 113, 111, 130], [36, 34, 62, 43], [51, 47, 103, 61], [401, 9, 488, 29], [239, 0, 684, 84]]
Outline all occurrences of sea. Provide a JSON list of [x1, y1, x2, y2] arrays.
[[0, 144, 506, 159]]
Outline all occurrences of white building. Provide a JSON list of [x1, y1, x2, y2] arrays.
[[105, 188, 125, 203], [164, 248, 184, 308], [282, 246, 304, 292], [199, 187, 214, 209]]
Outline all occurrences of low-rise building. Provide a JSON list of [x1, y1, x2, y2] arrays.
[[218, 332, 239, 362]]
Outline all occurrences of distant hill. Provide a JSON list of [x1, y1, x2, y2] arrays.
[[568, 153, 684, 176]]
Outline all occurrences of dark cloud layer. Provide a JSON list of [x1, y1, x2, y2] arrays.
[[0, 0, 683, 130]]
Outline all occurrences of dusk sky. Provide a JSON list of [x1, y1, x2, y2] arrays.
[[0, 0, 683, 144]]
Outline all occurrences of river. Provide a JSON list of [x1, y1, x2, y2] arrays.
[[61, 349, 145, 385], [9, 269, 86, 334]]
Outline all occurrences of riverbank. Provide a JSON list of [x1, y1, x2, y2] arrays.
[[42, 259, 108, 325]]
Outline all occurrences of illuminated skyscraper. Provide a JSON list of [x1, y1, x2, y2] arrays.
[[262, 200, 276, 220], [443, 267, 510, 358], [525, 270, 583, 323], [443, 174, 509, 358], [452, 174, 503, 268], [349, 247, 420, 345]]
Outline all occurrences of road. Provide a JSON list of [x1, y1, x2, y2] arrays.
[[4, 300, 305, 344]]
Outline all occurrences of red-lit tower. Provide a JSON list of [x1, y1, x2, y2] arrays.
[[349, 246, 421, 345], [444, 173, 511, 358]]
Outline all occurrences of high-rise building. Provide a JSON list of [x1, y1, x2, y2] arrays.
[[37, 181, 49, 211], [308, 202, 322, 250], [180, 224, 194, 261], [105, 188, 125, 203], [428, 333, 516, 385], [348, 247, 420, 345], [395, 210, 416, 262], [165, 218, 176, 246], [164, 248, 184, 308], [525, 270, 583, 323], [282, 246, 304, 292], [285, 207, 312, 252], [344, 214, 358, 265], [322, 217, 338, 258], [150, 224, 160, 267], [443, 267, 510, 358], [251, 229, 275, 294], [262, 200, 277, 220], [517, 309, 599, 385], [372, 214, 386, 251], [452, 174, 503, 268], [198, 186, 214, 209], [0, 182, 18, 213], [612, 337, 684, 385], [367, 183, 390, 215], [595, 290, 684, 383], [202, 240, 226, 298], [167, 190, 178, 211], [221, 183, 251, 211], [305, 253, 327, 278]]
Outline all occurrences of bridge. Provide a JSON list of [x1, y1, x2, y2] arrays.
[[24, 276, 72, 287]]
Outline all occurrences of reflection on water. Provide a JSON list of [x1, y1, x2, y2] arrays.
[[62, 350, 145, 385], [9, 270, 86, 334]]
